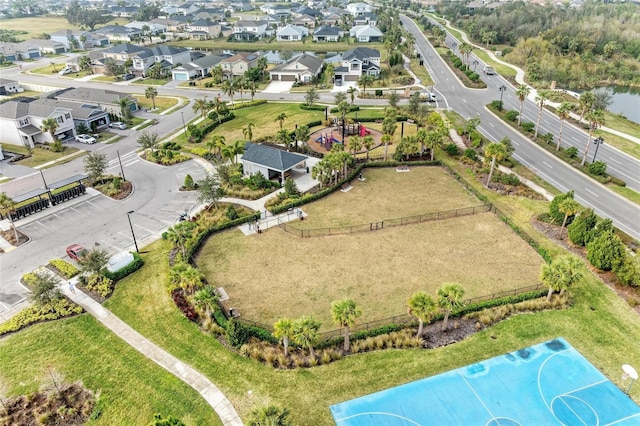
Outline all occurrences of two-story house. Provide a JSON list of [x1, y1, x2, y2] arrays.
[[333, 47, 380, 84], [220, 52, 260, 79], [187, 19, 233, 40], [172, 53, 225, 81], [354, 13, 377, 26], [233, 20, 270, 41], [131, 45, 191, 76], [0, 100, 76, 148], [346, 2, 373, 16], [51, 29, 109, 50]]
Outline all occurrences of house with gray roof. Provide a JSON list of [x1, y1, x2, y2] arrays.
[[354, 13, 377, 26], [233, 20, 269, 41], [334, 47, 380, 84], [241, 143, 309, 183], [51, 29, 109, 50], [131, 45, 191, 76], [187, 19, 233, 40], [276, 24, 309, 42], [312, 25, 345, 42], [0, 43, 18, 61], [172, 53, 225, 81], [92, 25, 141, 43], [349, 25, 383, 42], [269, 53, 323, 82], [32, 98, 110, 131], [15, 39, 66, 55], [0, 79, 23, 96], [54, 87, 138, 116], [0, 100, 76, 147]]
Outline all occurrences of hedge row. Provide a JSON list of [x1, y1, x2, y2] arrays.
[[227, 100, 267, 110], [300, 103, 327, 111], [201, 113, 235, 136], [102, 252, 144, 281], [330, 105, 360, 113], [48, 259, 80, 279], [225, 319, 278, 347], [185, 213, 261, 261], [0, 298, 84, 336]]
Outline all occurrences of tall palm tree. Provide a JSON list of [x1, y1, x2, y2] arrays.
[[556, 102, 573, 151], [558, 198, 581, 239], [117, 98, 131, 120], [257, 56, 268, 77], [273, 318, 295, 357], [458, 42, 472, 65], [347, 135, 363, 155], [515, 84, 530, 126], [221, 140, 245, 164], [292, 316, 321, 359], [276, 112, 287, 129], [243, 122, 255, 142], [210, 135, 226, 157], [577, 91, 595, 124], [247, 80, 257, 101], [581, 109, 605, 166], [362, 135, 375, 162], [145, 86, 158, 110], [325, 63, 335, 84], [334, 91, 347, 105], [221, 79, 235, 105], [193, 286, 219, 319], [357, 75, 374, 95], [425, 129, 442, 161], [331, 298, 362, 352], [534, 90, 550, 138], [193, 96, 212, 121], [407, 291, 436, 337], [166, 222, 196, 259], [437, 283, 465, 331], [484, 142, 507, 188], [347, 86, 358, 105], [40, 117, 59, 142], [211, 65, 223, 84], [0, 192, 19, 243], [170, 263, 202, 295]]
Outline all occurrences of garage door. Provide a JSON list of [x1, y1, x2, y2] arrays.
[[345, 75, 358, 81], [280, 74, 296, 81], [173, 72, 189, 81], [271, 74, 280, 81]]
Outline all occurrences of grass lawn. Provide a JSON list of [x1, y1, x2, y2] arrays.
[[168, 39, 383, 54], [197, 167, 544, 329], [91, 75, 119, 82], [9, 145, 80, 168], [133, 95, 179, 113], [409, 58, 434, 87], [596, 128, 640, 161], [30, 64, 66, 76], [132, 78, 168, 86], [473, 50, 517, 78], [603, 110, 640, 140], [0, 315, 222, 426], [0, 16, 128, 41]]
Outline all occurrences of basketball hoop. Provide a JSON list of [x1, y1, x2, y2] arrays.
[[622, 364, 638, 394]]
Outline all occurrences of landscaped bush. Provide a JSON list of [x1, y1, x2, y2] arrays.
[[299, 104, 326, 111], [495, 173, 521, 186], [565, 146, 578, 158], [330, 105, 360, 113], [147, 149, 190, 165], [521, 122, 535, 133], [444, 143, 459, 156], [228, 100, 266, 110], [586, 230, 626, 271], [505, 110, 519, 122], [161, 141, 182, 151], [588, 161, 607, 176], [548, 190, 575, 226], [171, 289, 198, 322], [0, 298, 84, 336], [48, 259, 80, 279], [84, 274, 115, 298], [102, 252, 144, 281], [567, 209, 598, 246]]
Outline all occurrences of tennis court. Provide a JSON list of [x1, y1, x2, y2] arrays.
[[331, 338, 640, 425]]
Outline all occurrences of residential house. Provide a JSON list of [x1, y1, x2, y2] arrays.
[[312, 25, 344, 42], [333, 47, 380, 84], [54, 87, 138, 116], [125, 21, 167, 35], [193, 8, 226, 21], [187, 19, 233, 40], [354, 13, 377, 26], [292, 6, 321, 17], [33, 98, 110, 131], [175, 2, 200, 15], [172, 53, 225, 80], [92, 25, 141, 43], [269, 53, 323, 82], [349, 25, 383, 43], [94, 43, 148, 74], [12, 43, 40, 60], [346, 2, 373, 16], [108, 6, 139, 17], [131, 45, 191, 76], [233, 20, 269, 41], [0, 79, 23, 95], [150, 17, 187, 33], [15, 39, 66, 55], [292, 14, 316, 28], [276, 24, 309, 41], [320, 13, 343, 26], [0, 43, 18, 61], [220, 52, 260, 79], [263, 4, 291, 15], [51, 29, 109, 50], [0, 100, 76, 147]]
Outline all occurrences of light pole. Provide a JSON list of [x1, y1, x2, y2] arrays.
[[592, 136, 605, 163], [180, 111, 186, 137], [116, 150, 126, 181], [126, 210, 139, 253], [498, 85, 507, 111]]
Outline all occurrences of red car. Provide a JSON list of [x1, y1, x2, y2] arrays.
[[66, 244, 87, 260]]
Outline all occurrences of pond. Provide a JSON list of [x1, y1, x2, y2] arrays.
[[592, 86, 640, 124]]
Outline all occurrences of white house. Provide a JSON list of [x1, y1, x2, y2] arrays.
[[276, 24, 309, 41], [349, 25, 383, 43], [346, 2, 373, 16], [51, 29, 109, 50], [269, 53, 323, 82], [0, 79, 23, 95], [131, 45, 191, 76], [233, 20, 269, 41], [172, 54, 225, 81], [0, 100, 76, 147], [333, 47, 381, 84]]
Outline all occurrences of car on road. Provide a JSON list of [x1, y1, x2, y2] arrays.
[[109, 121, 127, 130], [122, 73, 135, 81], [419, 91, 437, 102], [75, 134, 97, 144], [66, 244, 87, 260], [58, 67, 73, 76], [483, 65, 496, 75]]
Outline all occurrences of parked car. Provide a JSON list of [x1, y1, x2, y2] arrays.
[[420, 91, 436, 102], [109, 122, 127, 130], [58, 67, 73, 76], [66, 244, 87, 261], [75, 134, 97, 144], [122, 73, 135, 81], [483, 65, 496, 75]]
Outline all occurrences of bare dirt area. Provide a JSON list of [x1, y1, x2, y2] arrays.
[[0, 229, 29, 250]]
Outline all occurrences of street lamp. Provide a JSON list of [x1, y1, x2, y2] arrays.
[[473, 60, 479, 73], [180, 111, 186, 137], [498, 85, 507, 111], [126, 210, 139, 253], [592, 136, 605, 162], [117, 150, 126, 181], [341, 111, 346, 145]]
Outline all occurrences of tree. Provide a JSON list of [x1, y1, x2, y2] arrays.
[[484, 142, 507, 188], [458, 42, 472, 65], [221, 140, 245, 164], [211, 66, 223, 84], [558, 198, 581, 239], [362, 136, 375, 162], [276, 112, 287, 130], [193, 97, 212, 122], [166, 221, 197, 260], [77, 248, 109, 275], [65, 0, 111, 30], [437, 283, 465, 331], [243, 122, 255, 142], [334, 92, 346, 105], [540, 255, 584, 301], [304, 87, 319, 106], [325, 63, 335, 84], [84, 151, 108, 182], [581, 109, 605, 166], [28, 270, 62, 305], [0, 192, 19, 243], [515, 84, 530, 126], [294, 125, 310, 151], [40, 117, 59, 142], [145, 86, 158, 110], [196, 173, 223, 208], [78, 55, 92, 74], [387, 91, 399, 108], [587, 230, 626, 272], [137, 130, 159, 153], [169, 262, 202, 295], [209, 135, 226, 157], [534, 90, 549, 138], [567, 209, 598, 247], [248, 405, 292, 426], [577, 91, 595, 124], [221, 79, 235, 105], [464, 117, 480, 141], [193, 286, 219, 319], [357, 75, 374, 94], [555, 102, 573, 151], [273, 318, 295, 357], [347, 135, 363, 155], [347, 86, 358, 105], [292, 316, 321, 359], [117, 98, 131, 121], [331, 298, 362, 352], [147, 63, 165, 80], [407, 291, 436, 337]]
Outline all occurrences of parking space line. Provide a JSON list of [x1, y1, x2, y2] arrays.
[[86, 201, 105, 210], [70, 207, 90, 217], [134, 223, 160, 235], [100, 240, 122, 252], [35, 220, 55, 232]]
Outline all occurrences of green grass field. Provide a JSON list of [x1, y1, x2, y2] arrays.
[[8, 145, 80, 168], [0, 16, 129, 41], [133, 95, 179, 113]]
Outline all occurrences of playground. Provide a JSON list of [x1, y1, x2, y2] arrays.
[[307, 121, 382, 155]]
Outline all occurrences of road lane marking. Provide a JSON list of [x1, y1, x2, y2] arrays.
[[542, 162, 553, 168], [489, 122, 495, 127], [584, 187, 599, 197], [35, 220, 54, 231]]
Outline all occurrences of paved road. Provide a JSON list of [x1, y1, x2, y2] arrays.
[[400, 15, 640, 242]]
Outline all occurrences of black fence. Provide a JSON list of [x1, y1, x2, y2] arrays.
[[8, 198, 50, 220], [50, 184, 86, 205]]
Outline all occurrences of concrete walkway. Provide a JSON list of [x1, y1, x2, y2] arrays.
[[62, 280, 243, 426]]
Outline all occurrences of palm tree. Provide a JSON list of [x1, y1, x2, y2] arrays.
[[458, 42, 472, 65], [484, 142, 508, 188], [117, 98, 131, 120], [211, 65, 223, 84], [193, 286, 219, 319], [210, 135, 226, 157], [243, 122, 255, 142], [515, 84, 530, 126], [221, 79, 235, 105], [0, 192, 19, 243], [558, 198, 581, 239], [437, 283, 465, 331], [248, 405, 292, 426], [292, 316, 321, 359], [381, 134, 393, 162], [325, 63, 335, 84], [276, 112, 287, 129], [273, 318, 295, 357], [40, 117, 59, 142], [577, 91, 595, 124], [581, 109, 605, 166], [357, 75, 374, 95], [362, 135, 375, 162], [534, 90, 549, 138], [334, 91, 347, 105], [556, 102, 573, 151], [145, 86, 158, 110], [407, 291, 436, 337], [170, 263, 202, 295], [247, 80, 257, 101], [540, 255, 584, 301], [425, 129, 442, 161], [347, 86, 358, 105], [257, 56, 268, 77], [221, 140, 245, 164], [331, 298, 362, 352], [166, 222, 196, 259], [193, 96, 212, 122], [347, 135, 363, 155]]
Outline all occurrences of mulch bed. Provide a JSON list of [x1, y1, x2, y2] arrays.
[[0, 229, 29, 251], [421, 317, 480, 349]]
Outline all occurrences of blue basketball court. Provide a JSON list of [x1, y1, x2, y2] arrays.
[[331, 338, 640, 425]]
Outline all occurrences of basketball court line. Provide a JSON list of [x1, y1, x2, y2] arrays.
[[458, 370, 496, 420], [606, 412, 640, 425], [334, 412, 421, 425]]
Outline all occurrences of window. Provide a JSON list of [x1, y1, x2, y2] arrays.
[[56, 116, 63, 124], [65, 113, 71, 119], [18, 117, 29, 126]]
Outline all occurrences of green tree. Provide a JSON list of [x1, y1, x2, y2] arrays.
[[387, 91, 400, 108], [243, 122, 255, 142], [83, 151, 108, 183], [540, 255, 584, 301], [587, 230, 626, 272], [166, 221, 197, 260], [273, 318, 295, 357], [169, 262, 202, 294], [549, 190, 575, 225], [65, 0, 111, 30], [581, 109, 605, 166], [458, 42, 472, 65], [347, 86, 358, 105], [117, 98, 131, 121], [304, 87, 319, 106], [331, 298, 362, 352], [347, 135, 363, 155], [407, 291, 436, 337], [276, 112, 288, 129], [558, 198, 581, 239], [577, 91, 595, 124], [484, 142, 507, 188], [567, 209, 598, 247], [294, 125, 310, 151], [193, 97, 212, 122], [145, 86, 158, 110], [292, 316, 321, 359], [437, 283, 465, 331], [0, 192, 19, 243], [362, 135, 375, 162], [555, 102, 573, 151], [78, 55, 92, 74], [211, 66, 223, 84], [183, 174, 195, 190], [248, 405, 292, 426], [77, 248, 109, 275], [334, 91, 347, 105], [40, 117, 59, 142], [195, 173, 223, 208], [534, 90, 549, 138], [28, 270, 62, 305], [221, 79, 235, 105], [515, 84, 530, 126], [193, 286, 219, 319], [357, 74, 374, 94], [221, 140, 244, 164], [137, 130, 159, 153]]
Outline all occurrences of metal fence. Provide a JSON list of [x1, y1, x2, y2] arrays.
[[280, 204, 492, 238]]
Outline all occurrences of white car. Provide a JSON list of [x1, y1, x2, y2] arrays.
[[58, 67, 73, 76], [75, 134, 97, 144], [109, 122, 127, 130]]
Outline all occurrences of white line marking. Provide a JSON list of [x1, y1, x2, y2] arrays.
[[584, 187, 599, 197], [99, 239, 121, 251], [118, 231, 133, 241], [35, 220, 54, 231], [542, 162, 553, 169], [86, 201, 105, 210], [70, 207, 89, 217], [458, 370, 496, 419], [488, 122, 495, 128]]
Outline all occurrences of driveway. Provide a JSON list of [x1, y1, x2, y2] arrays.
[[331, 81, 358, 93], [263, 80, 294, 93]]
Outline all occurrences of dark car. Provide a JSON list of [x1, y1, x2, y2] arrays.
[[122, 73, 135, 81]]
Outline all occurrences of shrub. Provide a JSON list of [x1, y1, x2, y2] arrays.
[[505, 110, 519, 122], [548, 190, 575, 225], [521, 122, 535, 132], [171, 289, 198, 322], [463, 148, 477, 161], [495, 173, 520, 186], [567, 209, 598, 246], [226, 319, 250, 347], [183, 174, 195, 190], [161, 141, 182, 151], [565, 146, 578, 158], [299, 104, 326, 111], [48, 259, 80, 279], [588, 161, 607, 176], [0, 299, 84, 335], [84, 274, 115, 297], [227, 100, 266, 110], [101, 252, 144, 281], [610, 177, 626, 187], [614, 254, 640, 287], [213, 310, 228, 328], [444, 143, 459, 156], [587, 230, 626, 271], [225, 205, 239, 220]]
